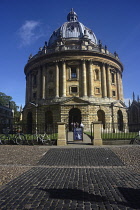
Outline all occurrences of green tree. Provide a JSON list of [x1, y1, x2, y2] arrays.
[[0, 92, 20, 122], [0, 92, 12, 107]]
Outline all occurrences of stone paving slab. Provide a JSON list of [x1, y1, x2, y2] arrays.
[[0, 147, 140, 210], [38, 148, 124, 166], [0, 167, 140, 209]]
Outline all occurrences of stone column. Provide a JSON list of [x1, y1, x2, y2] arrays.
[[25, 75, 29, 104], [116, 71, 120, 100], [82, 60, 87, 97], [120, 73, 124, 100], [89, 60, 93, 97], [101, 63, 107, 98], [42, 65, 46, 99], [37, 68, 41, 100], [55, 62, 59, 97], [62, 61, 66, 97], [106, 65, 111, 98], [93, 121, 102, 145], [29, 73, 32, 102], [57, 122, 67, 146], [77, 67, 79, 80], [27, 75, 30, 103]]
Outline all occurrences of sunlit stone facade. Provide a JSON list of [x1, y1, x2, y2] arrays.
[[23, 9, 127, 132]]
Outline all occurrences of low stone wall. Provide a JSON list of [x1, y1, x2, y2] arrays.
[[103, 140, 130, 145]]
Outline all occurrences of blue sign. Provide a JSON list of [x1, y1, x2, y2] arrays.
[[73, 128, 83, 140]]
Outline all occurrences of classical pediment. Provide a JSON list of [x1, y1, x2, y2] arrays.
[[60, 97, 90, 105], [112, 100, 127, 108]]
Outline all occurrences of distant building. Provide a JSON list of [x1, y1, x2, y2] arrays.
[[0, 105, 13, 132], [128, 94, 140, 131], [23, 9, 128, 133]]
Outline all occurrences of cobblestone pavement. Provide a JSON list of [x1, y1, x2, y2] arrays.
[[0, 146, 140, 210], [37, 148, 124, 166]]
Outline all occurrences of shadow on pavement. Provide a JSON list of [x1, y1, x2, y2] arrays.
[[117, 187, 140, 209], [39, 188, 107, 202], [38, 187, 140, 209]]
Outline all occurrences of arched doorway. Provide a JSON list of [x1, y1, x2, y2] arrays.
[[117, 110, 123, 131], [97, 110, 105, 129], [69, 108, 81, 131], [27, 112, 32, 134]]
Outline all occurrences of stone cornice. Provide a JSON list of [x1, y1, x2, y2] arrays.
[[24, 51, 123, 74]]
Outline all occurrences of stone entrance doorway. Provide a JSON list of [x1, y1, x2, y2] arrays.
[[69, 108, 81, 131]]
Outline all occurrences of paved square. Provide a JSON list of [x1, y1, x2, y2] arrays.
[[0, 147, 140, 209], [0, 167, 140, 209], [38, 148, 125, 166]]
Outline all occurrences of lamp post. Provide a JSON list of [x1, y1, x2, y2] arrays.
[[29, 102, 38, 135]]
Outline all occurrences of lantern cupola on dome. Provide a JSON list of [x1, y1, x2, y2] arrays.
[[48, 9, 98, 47], [67, 8, 78, 22]]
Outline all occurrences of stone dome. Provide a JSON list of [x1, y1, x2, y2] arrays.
[[48, 9, 98, 47]]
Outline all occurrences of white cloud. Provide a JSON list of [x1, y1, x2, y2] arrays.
[[18, 20, 45, 47]]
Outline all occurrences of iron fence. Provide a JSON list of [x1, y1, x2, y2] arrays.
[[128, 123, 140, 132], [101, 123, 139, 140], [0, 123, 58, 140]]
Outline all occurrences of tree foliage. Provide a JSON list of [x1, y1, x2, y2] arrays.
[[0, 92, 19, 112]]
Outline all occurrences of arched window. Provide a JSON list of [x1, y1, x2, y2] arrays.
[[95, 69, 99, 80], [27, 112, 32, 134], [117, 110, 123, 131], [97, 110, 105, 129], [111, 73, 115, 83]]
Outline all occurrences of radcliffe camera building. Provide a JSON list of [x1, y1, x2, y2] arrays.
[[23, 9, 127, 132]]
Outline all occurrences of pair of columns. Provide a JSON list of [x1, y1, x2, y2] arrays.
[[82, 60, 123, 99], [55, 60, 93, 98], [55, 61, 66, 97], [101, 63, 123, 100], [26, 66, 46, 103]]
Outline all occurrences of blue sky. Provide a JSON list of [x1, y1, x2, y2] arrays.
[[0, 0, 140, 108]]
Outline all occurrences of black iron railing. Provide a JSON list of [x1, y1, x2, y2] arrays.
[[101, 123, 139, 140], [0, 123, 58, 139]]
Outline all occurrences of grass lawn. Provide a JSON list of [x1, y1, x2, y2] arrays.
[[85, 132, 138, 140]]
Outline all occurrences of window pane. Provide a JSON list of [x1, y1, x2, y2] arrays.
[[111, 73, 115, 83], [71, 68, 77, 78], [71, 87, 77, 93]]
